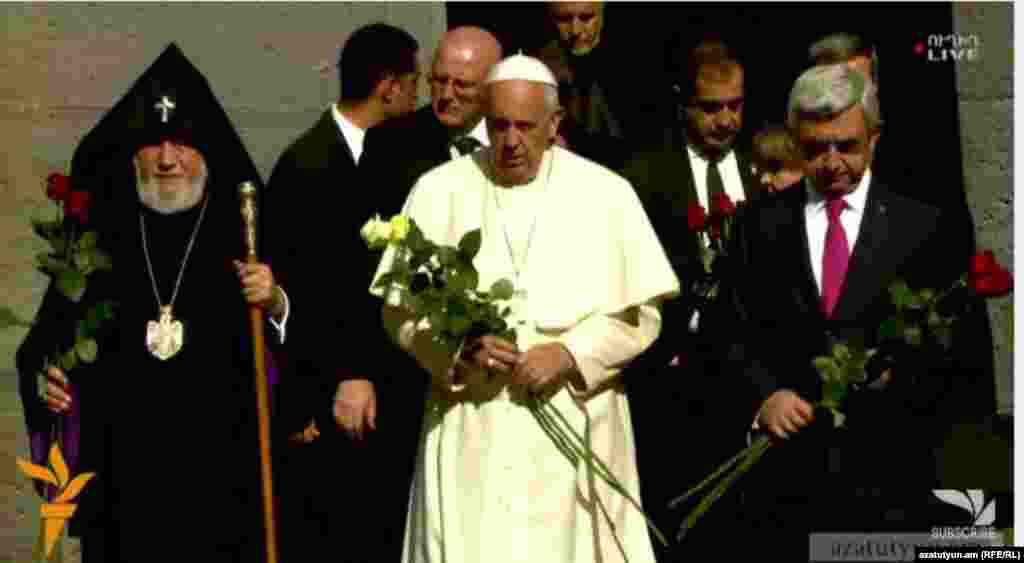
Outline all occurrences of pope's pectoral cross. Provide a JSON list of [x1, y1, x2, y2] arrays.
[[155, 95, 176, 123]]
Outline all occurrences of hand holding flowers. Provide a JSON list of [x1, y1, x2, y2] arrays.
[[362, 212, 669, 547], [669, 250, 1013, 541]]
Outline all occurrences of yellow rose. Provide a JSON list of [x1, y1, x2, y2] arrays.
[[360, 214, 392, 249], [389, 214, 411, 243]]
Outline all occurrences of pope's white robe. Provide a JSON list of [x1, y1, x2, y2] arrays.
[[371, 146, 680, 563]]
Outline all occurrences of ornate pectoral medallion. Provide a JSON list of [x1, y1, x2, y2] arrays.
[[146, 305, 184, 360]]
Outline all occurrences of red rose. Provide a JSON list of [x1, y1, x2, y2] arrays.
[[687, 203, 707, 231], [969, 250, 999, 277], [711, 193, 736, 217], [46, 172, 71, 202], [968, 251, 1013, 298], [67, 191, 91, 223]]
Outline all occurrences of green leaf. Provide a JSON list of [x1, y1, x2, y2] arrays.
[[490, 278, 515, 301], [408, 249, 433, 272], [0, 307, 32, 328], [49, 235, 67, 256], [822, 379, 848, 405], [812, 356, 839, 377], [404, 223, 429, 254], [447, 300, 468, 319], [31, 218, 61, 242], [701, 247, 713, 274], [56, 269, 86, 302], [73, 250, 92, 271], [436, 246, 459, 268], [889, 280, 914, 308], [448, 265, 479, 294], [59, 348, 78, 372], [918, 288, 936, 305], [372, 272, 398, 290], [841, 362, 867, 386], [830, 407, 846, 429], [401, 292, 423, 312], [75, 338, 98, 363], [903, 325, 923, 347], [878, 317, 904, 341], [832, 343, 852, 364], [77, 231, 98, 250], [458, 229, 483, 260], [80, 301, 108, 336], [36, 253, 66, 275], [91, 249, 113, 272], [96, 300, 117, 322], [489, 316, 510, 334], [448, 314, 472, 337], [429, 311, 447, 333], [847, 341, 868, 365]]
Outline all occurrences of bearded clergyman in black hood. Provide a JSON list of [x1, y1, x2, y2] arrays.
[[17, 43, 288, 562]]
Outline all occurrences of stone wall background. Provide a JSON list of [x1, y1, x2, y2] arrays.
[[0, 4, 446, 561], [954, 3, 1014, 415]]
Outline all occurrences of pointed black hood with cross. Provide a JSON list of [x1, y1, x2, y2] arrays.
[[72, 42, 263, 238]]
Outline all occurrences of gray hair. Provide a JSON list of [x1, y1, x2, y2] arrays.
[[542, 84, 560, 115], [808, 32, 880, 85], [786, 63, 882, 133]]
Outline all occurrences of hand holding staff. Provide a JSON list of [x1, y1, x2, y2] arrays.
[[238, 181, 279, 563]]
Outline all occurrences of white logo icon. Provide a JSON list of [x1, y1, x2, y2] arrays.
[[933, 489, 996, 525]]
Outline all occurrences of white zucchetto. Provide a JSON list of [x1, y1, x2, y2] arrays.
[[483, 52, 558, 87]]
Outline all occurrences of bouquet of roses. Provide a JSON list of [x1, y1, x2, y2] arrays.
[[1, 172, 116, 371], [669, 250, 1013, 540], [362, 213, 669, 548], [0, 172, 116, 373], [687, 193, 742, 305], [361, 213, 516, 354], [4, 172, 113, 561]]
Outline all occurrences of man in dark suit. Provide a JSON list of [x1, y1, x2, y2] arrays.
[[619, 39, 757, 561], [533, 2, 670, 169], [263, 23, 420, 562], [360, 26, 502, 216], [721, 63, 994, 560], [348, 25, 501, 560]]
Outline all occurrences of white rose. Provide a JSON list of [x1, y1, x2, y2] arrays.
[[360, 214, 392, 249]]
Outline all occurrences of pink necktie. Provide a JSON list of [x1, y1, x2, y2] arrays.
[[821, 196, 850, 317]]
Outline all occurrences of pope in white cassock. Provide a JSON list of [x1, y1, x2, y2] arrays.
[[371, 53, 680, 563]]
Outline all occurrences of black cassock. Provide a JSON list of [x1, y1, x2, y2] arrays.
[[17, 44, 269, 562]]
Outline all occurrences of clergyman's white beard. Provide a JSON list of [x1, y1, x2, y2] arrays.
[[135, 162, 208, 215]]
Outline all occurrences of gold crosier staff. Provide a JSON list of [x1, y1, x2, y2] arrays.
[[238, 181, 279, 563]]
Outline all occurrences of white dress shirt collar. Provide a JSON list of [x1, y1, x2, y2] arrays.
[[448, 118, 490, 160], [805, 167, 873, 216], [684, 144, 747, 211], [331, 103, 366, 164], [804, 168, 873, 292]]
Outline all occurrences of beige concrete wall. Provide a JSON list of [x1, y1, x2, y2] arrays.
[[0, 3, 446, 560], [953, 3, 1014, 415]]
